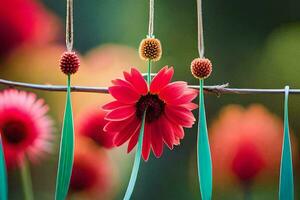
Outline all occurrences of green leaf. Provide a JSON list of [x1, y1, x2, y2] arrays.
[[0, 138, 7, 200], [197, 79, 212, 200], [279, 86, 294, 200], [123, 112, 146, 200], [55, 75, 75, 200]]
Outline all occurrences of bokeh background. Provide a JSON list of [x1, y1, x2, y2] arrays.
[[1, 0, 300, 199]]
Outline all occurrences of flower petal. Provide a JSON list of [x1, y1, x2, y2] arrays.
[[174, 136, 180, 145], [112, 79, 134, 89], [105, 105, 135, 121], [127, 129, 139, 153], [114, 118, 140, 146], [172, 124, 184, 139], [168, 89, 198, 105], [103, 116, 134, 132], [151, 120, 163, 158], [123, 71, 132, 81], [142, 123, 151, 161], [127, 68, 148, 95], [150, 66, 174, 93], [181, 103, 198, 110], [102, 101, 125, 111], [159, 81, 187, 103], [165, 105, 195, 128], [109, 85, 140, 104], [159, 115, 175, 149]]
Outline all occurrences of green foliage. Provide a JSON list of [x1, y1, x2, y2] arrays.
[[197, 80, 212, 200], [55, 76, 74, 200]]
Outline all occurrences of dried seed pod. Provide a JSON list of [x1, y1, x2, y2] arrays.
[[60, 52, 80, 75], [139, 37, 162, 61], [60, 51, 80, 75], [191, 58, 212, 79]]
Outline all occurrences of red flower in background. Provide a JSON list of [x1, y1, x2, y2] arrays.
[[103, 67, 197, 160], [0, 89, 54, 169], [0, 0, 59, 57], [69, 139, 115, 199], [231, 141, 264, 184], [210, 105, 296, 187], [76, 108, 115, 148]]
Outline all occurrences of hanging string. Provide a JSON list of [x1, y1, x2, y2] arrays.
[[196, 0, 205, 58], [279, 85, 294, 200], [148, 0, 154, 37], [66, 0, 73, 52]]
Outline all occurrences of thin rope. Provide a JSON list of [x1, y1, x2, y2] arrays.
[[148, 0, 154, 37], [197, 0, 205, 58], [66, 0, 73, 52]]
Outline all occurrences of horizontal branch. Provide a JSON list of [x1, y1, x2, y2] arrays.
[[0, 78, 300, 96]]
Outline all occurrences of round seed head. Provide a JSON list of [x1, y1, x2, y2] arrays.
[[139, 37, 162, 61], [60, 51, 80, 75], [190, 58, 212, 79]]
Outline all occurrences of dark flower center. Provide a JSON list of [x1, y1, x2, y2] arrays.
[[136, 93, 165, 122], [2, 120, 27, 144]]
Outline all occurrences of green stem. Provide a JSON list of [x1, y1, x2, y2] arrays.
[[197, 79, 212, 200], [20, 158, 34, 200], [123, 113, 146, 200], [123, 59, 152, 200], [0, 137, 7, 200], [243, 185, 252, 200], [67, 74, 71, 90], [147, 60, 152, 85], [279, 86, 294, 200]]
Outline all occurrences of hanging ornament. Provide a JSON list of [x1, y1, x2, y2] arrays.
[[190, 0, 213, 199], [55, 0, 79, 199]]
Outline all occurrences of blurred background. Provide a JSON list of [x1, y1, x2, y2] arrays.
[[0, 0, 300, 199]]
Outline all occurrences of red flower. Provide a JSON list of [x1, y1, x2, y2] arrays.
[[69, 139, 115, 199], [103, 67, 197, 160], [76, 108, 115, 148], [210, 105, 289, 186], [0, 89, 54, 169], [0, 0, 59, 57]]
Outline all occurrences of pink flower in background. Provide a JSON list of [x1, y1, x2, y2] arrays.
[[0, 89, 54, 169], [103, 67, 197, 160], [69, 139, 114, 199], [210, 105, 295, 187], [77, 108, 116, 148], [0, 0, 59, 57]]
